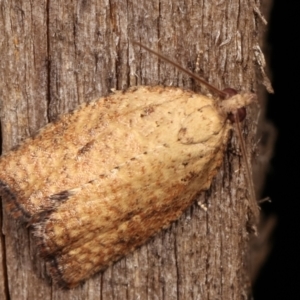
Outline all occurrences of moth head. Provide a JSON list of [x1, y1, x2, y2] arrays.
[[221, 88, 257, 123]]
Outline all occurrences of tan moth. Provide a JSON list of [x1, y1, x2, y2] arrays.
[[0, 42, 259, 288]]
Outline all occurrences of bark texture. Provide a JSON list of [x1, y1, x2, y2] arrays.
[[0, 0, 273, 299]]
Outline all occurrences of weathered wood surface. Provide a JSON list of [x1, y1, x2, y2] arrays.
[[0, 0, 272, 299]]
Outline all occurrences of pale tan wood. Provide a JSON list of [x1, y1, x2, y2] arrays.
[[0, 0, 273, 298]]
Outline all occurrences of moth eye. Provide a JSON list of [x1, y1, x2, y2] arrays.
[[222, 87, 238, 98], [228, 108, 247, 123], [222, 87, 247, 123]]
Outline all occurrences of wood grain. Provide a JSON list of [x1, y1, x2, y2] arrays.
[[0, 0, 272, 298]]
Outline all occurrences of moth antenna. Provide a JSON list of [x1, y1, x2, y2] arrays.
[[233, 113, 259, 221], [133, 41, 227, 99]]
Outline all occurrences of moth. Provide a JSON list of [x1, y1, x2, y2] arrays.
[[0, 42, 259, 288]]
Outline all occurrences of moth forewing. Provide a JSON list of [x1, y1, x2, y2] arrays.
[[0, 86, 233, 287]]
